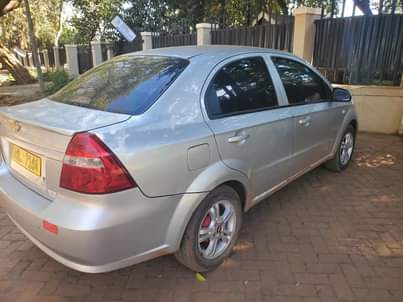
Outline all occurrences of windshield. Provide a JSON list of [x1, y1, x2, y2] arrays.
[[49, 55, 189, 115]]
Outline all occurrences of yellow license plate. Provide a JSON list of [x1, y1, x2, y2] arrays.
[[11, 144, 42, 177]]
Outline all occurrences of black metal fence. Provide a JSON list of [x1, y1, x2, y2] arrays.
[[313, 14, 403, 85], [59, 46, 66, 66], [151, 32, 197, 48], [113, 36, 143, 55], [211, 17, 294, 52], [47, 47, 55, 66], [101, 44, 108, 61], [77, 45, 93, 74]]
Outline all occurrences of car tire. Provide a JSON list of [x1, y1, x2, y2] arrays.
[[325, 124, 356, 172], [175, 185, 242, 272]]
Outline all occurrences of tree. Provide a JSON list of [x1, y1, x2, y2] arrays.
[[0, 0, 65, 85], [156, 0, 335, 28], [69, 0, 378, 45], [34, 0, 65, 47], [354, 0, 372, 15], [23, 0, 44, 91], [163, 0, 207, 29], [70, 0, 124, 43], [0, 43, 34, 83], [1, 0, 65, 49], [123, 0, 170, 32], [0, 0, 34, 84], [54, 0, 64, 47], [0, 0, 20, 16]]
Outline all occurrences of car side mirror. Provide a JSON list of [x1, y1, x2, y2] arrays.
[[333, 88, 352, 102]]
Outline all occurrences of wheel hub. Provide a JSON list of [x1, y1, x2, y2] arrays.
[[197, 200, 236, 260], [340, 132, 354, 165]]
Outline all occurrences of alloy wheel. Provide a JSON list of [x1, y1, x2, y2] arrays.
[[340, 132, 354, 166], [197, 200, 236, 260]]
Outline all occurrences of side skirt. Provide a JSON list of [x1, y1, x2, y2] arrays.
[[248, 153, 334, 210]]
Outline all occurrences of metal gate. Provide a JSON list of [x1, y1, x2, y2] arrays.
[[313, 14, 403, 85], [211, 17, 294, 52], [77, 45, 93, 74]]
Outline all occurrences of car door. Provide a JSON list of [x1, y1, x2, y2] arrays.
[[201, 55, 294, 200], [270, 56, 346, 177]]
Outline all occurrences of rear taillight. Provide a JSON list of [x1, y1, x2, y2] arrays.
[[60, 133, 136, 194]]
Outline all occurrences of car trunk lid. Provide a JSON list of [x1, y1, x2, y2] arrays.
[[0, 99, 131, 200]]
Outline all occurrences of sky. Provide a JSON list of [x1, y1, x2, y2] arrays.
[[344, 0, 364, 16]]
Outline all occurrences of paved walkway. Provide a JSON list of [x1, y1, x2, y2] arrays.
[[0, 133, 402, 302]]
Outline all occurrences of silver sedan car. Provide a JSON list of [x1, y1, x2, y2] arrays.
[[0, 46, 357, 273]]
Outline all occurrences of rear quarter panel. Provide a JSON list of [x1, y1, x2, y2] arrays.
[[93, 58, 249, 198]]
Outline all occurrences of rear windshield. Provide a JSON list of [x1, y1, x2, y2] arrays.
[[49, 55, 189, 115]]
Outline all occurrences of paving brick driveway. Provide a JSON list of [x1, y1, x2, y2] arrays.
[[0, 133, 402, 302]]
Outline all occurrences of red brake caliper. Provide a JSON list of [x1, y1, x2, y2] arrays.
[[202, 214, 211, 228]]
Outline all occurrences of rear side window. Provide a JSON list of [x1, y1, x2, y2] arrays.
[[49, 55, 189, 115], [271, 57, 331, 105], [205, 57, 278, 118]]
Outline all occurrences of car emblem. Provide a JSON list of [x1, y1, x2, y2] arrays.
[[9, 120, 22, 132]]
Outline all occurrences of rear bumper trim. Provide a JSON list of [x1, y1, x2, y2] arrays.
[[0, 163, 185, 273], [8, 214, 169, 273]]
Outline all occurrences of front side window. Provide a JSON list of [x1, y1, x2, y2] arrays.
[[50, 55, 189, 115], [205, 57, 278, 118], [271, 57, 331, 105]]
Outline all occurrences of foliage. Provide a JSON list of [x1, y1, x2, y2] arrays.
[[0, 0, 63, 49], [70, 0, 326, 39], [121, 0, 338, 31], [215, 0, 272, 26], [0, 1, 36, 85], [122, 0, 169, 32], [2, 0, 398, 49], [375, 0, 403, 13], [0, 6, 25, 48], [59, 25, 78, 45], [45, 69, 71, 94], [0, 0, 21, 17], [69, 0, 124, 44]]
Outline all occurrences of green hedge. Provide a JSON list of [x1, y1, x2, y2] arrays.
[[45, 70, 72, 94]]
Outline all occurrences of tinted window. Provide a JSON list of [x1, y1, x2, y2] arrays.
[[49, 55, 189, 115], [272, 57, 331, 105], [206, 57, 278, 118]]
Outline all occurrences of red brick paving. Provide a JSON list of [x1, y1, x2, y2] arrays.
[[0, 133, 403, 302]]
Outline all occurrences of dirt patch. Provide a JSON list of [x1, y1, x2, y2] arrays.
[[0, 83, 47, 107], [0, 93, 44, 106]]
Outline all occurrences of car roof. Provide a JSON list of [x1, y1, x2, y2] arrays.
[[125, 45, 300, 64]]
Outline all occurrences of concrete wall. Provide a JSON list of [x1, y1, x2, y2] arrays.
[[338, 85, 403, 134]]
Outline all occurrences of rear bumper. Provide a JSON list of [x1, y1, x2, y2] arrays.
[[0, 163, 195, 273]]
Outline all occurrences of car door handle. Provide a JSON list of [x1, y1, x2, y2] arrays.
[[298, 116, 312, 126], [228, 134, 249, 143]]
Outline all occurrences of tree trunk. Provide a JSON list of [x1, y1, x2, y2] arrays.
[[23, 0, 44, 92], [0, 42, 35, 84], [54, 0, 64, 47], [0, 0, 21, 17], [352, 0, 373, 15]]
